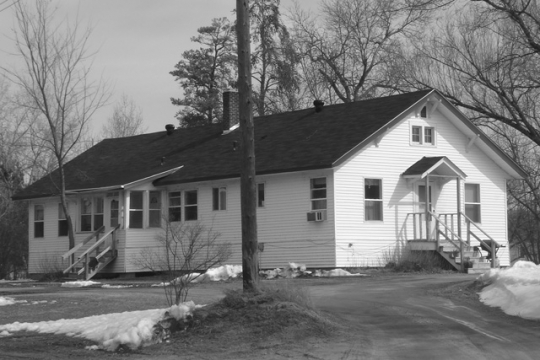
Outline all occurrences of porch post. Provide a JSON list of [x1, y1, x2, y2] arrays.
[[425, 175, 430, 241], [457, 177, 464, 272]]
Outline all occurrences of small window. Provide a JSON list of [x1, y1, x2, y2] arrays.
[[213, 187, 227, 211], [149, 191, 162, 227], [110, 199, 119, 227], [168, 192, 182, 222], [424, 127, 434, 145], [80, 197, 104, 231], [258, 183, 265, 207], [465, 184, 481, 223], [310, 178, 327, 210], [58, 204, 68, 237], [420, 106, 427, 118], [365, 179, 383, 221], [34, 204, 44, 238], [185, 190, 198, 221], [411, 126, 422, 144], [129, 191, 143, 229]]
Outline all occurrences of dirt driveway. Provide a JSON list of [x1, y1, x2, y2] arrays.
[[1, 273, 540, 359]]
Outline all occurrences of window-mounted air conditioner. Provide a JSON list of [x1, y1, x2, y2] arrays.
[[307, 210, 327, 222]]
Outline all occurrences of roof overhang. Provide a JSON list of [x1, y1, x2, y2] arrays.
[[402, 156, 467, 180]]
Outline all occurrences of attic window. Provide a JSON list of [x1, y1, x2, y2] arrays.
[[410, 124, 436, 146], [420, 106, 427, 118]]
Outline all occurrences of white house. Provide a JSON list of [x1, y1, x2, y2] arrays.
[[13, 89, 526, 277]]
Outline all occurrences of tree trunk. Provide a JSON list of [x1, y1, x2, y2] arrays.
[[237, 0, 259, 293]]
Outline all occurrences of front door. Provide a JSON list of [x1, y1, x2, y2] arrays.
[[417, 183, 439, 238]]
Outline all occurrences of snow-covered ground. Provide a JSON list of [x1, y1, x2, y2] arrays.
[[478, 260, 540, 320], [0, 302, 198, 350]]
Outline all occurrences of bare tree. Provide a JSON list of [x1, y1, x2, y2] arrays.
[[133, 221, 231, 306], [101, 94, 147, 139], [291, 0, 449, 104], [1, 1, 109, 254]]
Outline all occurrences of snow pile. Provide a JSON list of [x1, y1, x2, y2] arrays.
[[478, 260, 540, 320], [0, 296, 27, 306], [102, 284, 133, 289], [152, 265, 243, 286], [0, 302, 198, 350], [260, 263, 367, 279], [61, 280, 100, 288]]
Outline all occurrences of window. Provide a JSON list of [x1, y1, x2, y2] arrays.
[[149, 191, 162, 227], [213, 187, 227, 210], [110, 199, 119, 227], [168, 190, 197, 221], [411, 124, 435, 146], [420, 106, 427, 118], [310, 178, 327, 210], [258, 183, 265, 207], [129, 191, 143, 229], [185, 190, 198, 221], [168, 192, 182, 222], [58, 204, 68, 237], [465, 184, 481, 223], [365, 179, 383, 221], [80, 197, 104, 231], [34, 204, 44, 238]]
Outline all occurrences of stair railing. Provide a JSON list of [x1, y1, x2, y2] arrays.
[[460, 212, 500, 268], [430, 210, 469, 272], [62, 226, 104, 274], [62, 224, 120, 279]]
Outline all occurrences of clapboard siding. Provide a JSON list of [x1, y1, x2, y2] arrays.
[[334, 110, 512, 267]]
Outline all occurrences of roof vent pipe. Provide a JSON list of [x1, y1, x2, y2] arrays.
[[314, 100, 324, 112], [165, 124, 175, 135]]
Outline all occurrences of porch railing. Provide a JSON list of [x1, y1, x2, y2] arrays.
[[406, 211, 500, 269], [62, 224, 120, 279]]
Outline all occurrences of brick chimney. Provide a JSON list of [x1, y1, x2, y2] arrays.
[[222, 90, 239, 131]]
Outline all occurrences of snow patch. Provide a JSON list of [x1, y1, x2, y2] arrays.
[[0, 302, 198, 351], [61, 280, 100, 288], [151, 265, 242, 286], [478, 260, 540, 320], [102, 284, 133, 289], [0, 296, 27, 306]]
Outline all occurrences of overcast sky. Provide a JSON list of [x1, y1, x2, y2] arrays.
[[0, 0, 319, 137]]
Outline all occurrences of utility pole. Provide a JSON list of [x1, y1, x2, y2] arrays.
[[236, 0, 259, 292]]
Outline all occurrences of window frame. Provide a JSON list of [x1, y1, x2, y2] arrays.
[[80, 196, 105, 232], [128, 191, 144, 229], [257, 183, 265, 208], [464, 183, 481, 223], [58, 204, 68, 237], [212, 187, 227, 211], [410, 122, 436, 146], [184, 190, 198, 221], [310, 177, 327, 211], [168, 190, 198, 222], [364, 178, 383, 221], [34, 204, 44, 238], [149, 190, 162, 228]]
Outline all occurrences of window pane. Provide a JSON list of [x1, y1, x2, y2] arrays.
[[312, 199, 327, 210], [312, 189, 326, 199], [94, 198, 104, 214], [212, 188, 219, 210], [365, 179, 381, 199], [81, 198, 91, 215], [412, 126, 421, 143], [129, 211, 143, 228], [185, 206, 198, 221], [465, 204, 481, 223], [420, 106, 427, 118], [219, 188, 227, 210], [58, 204, 66, 220], [465, 184, 479, 203], [149, 210, 161, 227], [34, 222, 44, 238], [130, 191, 143, 209], [365, 201, 383, 221], [34, 205, 44, 221], [94, 215, 104, 230], [311, 178, 326, 189], [81, 214, 92, 231], [58, 220, 69, 236], [258, 183, 265, 207], [185, 190, 197, 205], [424, 127, 433, 144], [169, 192, 181, 206], [110, 200, 119, 227], [169, 207, 181, 222], [149, 191, 161, 209]]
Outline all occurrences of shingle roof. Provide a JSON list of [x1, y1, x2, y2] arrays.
[[13, 90, 433, 200]]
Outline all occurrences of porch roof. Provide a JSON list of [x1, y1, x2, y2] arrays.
[[401, 156, 467, 180]]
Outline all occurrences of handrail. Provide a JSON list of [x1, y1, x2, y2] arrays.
[[62, 226, 105, 260], [63, 224, 120, 274], [79, 224, 120, 259], [460, 212, 499, 247], [429, 210, 467, 247]]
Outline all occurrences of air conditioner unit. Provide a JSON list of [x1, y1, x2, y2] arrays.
[[307, 210, 327, 222]]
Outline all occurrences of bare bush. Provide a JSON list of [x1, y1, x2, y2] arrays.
[[37, 253, 66, 281], [133, 221, 231, 306]]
